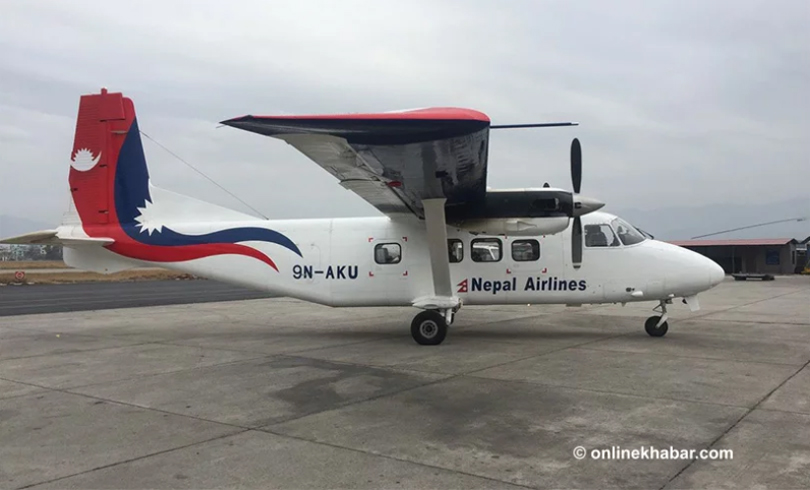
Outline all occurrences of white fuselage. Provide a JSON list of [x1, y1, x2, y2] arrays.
[[64, 211, 724, 308]]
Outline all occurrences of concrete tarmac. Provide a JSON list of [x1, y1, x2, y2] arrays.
[[1, 276, 808, 489], [0, 280, 274, 316]]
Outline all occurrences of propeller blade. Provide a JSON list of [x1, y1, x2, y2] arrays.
[[572, 216, 582, 269], [570, 138, 582, 194]]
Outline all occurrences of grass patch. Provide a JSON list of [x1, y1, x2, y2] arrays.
[[0, 269, 198, 285], [0, 260, 68, 270]]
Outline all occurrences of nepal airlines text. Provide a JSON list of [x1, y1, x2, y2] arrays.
[[458, 276, 588, 295]]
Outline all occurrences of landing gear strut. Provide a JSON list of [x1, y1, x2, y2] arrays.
[[645, 300, 669, 337]]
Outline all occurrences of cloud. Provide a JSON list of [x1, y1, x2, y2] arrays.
[[0, 0, 807, 228]]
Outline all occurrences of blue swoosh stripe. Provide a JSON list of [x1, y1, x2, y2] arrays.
[[121, 224, 302, 256], [113, 118, 302, 257]]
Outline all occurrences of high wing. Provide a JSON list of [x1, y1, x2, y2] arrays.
[[220, 108, 492, 219]]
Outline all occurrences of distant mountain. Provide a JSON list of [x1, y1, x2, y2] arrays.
[[0, 215, 53, 238], [611, 198, 810, 241]]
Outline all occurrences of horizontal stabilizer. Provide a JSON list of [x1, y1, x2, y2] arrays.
[[60, 236, 114, 246], [0, 230, 113, 246], [0, 230, 58, 245]]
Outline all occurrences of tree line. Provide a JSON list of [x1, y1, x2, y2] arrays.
[[0, 245, 63, 261]]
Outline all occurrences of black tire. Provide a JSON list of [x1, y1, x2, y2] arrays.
[[411, 310, 448, 345], [645, 316, 668, 337]]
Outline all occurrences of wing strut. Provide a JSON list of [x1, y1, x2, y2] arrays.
[[423, 198, 452, 297], [412, 198, 459, 314]]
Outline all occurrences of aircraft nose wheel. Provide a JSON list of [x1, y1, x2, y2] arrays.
[[644, 315, 669, 337], [411, 310, 448, 345], [645, 300, 670, 337]]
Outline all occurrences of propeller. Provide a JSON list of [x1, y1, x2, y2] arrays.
[[572, 216, 583, 268], [570, 138, 583, 269], [571, 138, 582, 194]]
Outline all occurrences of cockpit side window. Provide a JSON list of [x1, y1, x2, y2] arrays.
[[611, 218, 647, 246], [585, 223, 619, 247]]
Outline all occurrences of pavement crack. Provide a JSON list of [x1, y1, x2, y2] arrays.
[[458, 331, 633, 378], [0, 354, 272, 392], [17, 430, 250, 490], [461, 374, 752, 410], [573, 345, 804, 367], [658, 359, 810, 490], [258, 427, 534, 490], [0, 341, 152, 362], [684, 288, 809, 322]]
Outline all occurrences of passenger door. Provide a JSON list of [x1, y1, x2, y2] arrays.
[[370, 238, 408, 304]]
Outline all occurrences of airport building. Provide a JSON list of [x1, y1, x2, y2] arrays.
[[668, 238, 808, 275]]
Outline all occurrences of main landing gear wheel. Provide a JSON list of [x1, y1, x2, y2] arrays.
[[411, 310, 448, 346], [644, 315, 669, 337]]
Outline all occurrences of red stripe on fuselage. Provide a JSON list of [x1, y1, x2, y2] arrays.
[[107, 240, 279, 271]]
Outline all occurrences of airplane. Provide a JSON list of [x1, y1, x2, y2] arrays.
[[1, 89, 725, 345]]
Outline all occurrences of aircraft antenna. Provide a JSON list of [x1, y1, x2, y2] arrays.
[[139, 131, 269, 220]]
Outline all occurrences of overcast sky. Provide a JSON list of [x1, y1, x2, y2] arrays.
[[1, 0, 808, 229]]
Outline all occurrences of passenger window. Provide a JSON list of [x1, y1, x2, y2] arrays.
[[448, 239, 463, 263], [374, 243, 402, 264], [471, 238, 502, 262], [512, 239, 540, 261], [585, 224, 620, 247]]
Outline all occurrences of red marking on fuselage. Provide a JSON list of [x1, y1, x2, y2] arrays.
[[107, 241, 278, 271]]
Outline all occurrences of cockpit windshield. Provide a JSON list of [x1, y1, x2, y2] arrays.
[[611, 217, 647, 246]]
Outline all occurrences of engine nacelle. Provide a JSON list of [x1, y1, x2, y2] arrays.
[[452, 217, 570, 236], [446, 187, 572, 221], [445, 187, 603, 226]]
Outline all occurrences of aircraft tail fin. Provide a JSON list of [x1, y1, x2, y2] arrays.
[[2, 88, 300, 273], [67, 88, 143, 228], [0, 89, 140, 267], [65, 88, 259, 234]]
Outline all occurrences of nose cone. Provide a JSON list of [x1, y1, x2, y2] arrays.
[[707, 259, 725, 288], [648, 241, 726, 296], [574, 196, 605, 216]]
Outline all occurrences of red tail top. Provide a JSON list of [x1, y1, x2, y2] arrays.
[[68, 89, 132, 227]]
